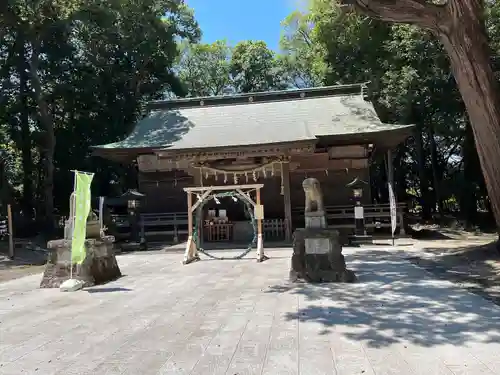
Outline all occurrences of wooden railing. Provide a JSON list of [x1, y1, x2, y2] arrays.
[[111, 204, 403, 243], [204, 223, 233, 242], [111, 213, 288, 243], [263, 219, 287, 240], [111, 212, 189, 242], [292, 203, 407, 234]]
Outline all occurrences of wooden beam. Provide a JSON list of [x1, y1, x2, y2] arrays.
[[236, 189, 256, 207], [191, 189, 213, 212], [183, 184, 264, 193]]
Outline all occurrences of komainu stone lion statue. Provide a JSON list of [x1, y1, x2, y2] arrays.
[[64, 192, 104, 240], [302, 178, 324, 213]]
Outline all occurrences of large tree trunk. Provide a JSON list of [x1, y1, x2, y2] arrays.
[[29, 38, 56, 234], [345, 0, 500, 230], [461, 121, 478, 227], [17, 34, 34, 220], [438, 2, 500, 229], [414, 122, 431, 220]]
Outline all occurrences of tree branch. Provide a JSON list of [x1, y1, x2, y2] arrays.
[[339, 0, 448, 30]]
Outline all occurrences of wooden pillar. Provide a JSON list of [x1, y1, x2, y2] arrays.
[[256, 187, 265, 261], [282, 162, 292, 241], [183, 191, 198, 264], [187, 192, 193, 237]]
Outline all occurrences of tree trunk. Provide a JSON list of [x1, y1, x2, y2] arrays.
[[346, 0, 500, 230], [394, 146, 407, 203], [461, 121, 478, 227], [438, 2, 500, 229], [414, 120, 431, 220], [428, 123, 443, 216], [17, 35, 34, 220], [29, 39, 56, 233]]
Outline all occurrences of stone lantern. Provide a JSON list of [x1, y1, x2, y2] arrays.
[[345, 177, 372, 245], [121, 189, 146, 249]]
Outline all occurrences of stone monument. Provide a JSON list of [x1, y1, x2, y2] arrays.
[[289, 178, 356, 283], [40, 195, 121, 288]]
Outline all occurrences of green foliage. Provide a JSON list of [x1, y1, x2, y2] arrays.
[[177, 40, 233, 96], [0, 0, 200, 226], [281, 0, 500, 222], [278, 10, 326, 88], [176, 39, 286, 95], [1, 0, 499, 230], [230, 40, 286, 93]]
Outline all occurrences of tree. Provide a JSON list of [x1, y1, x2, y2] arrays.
[[340, 0, 500, 229], [278, 11, 327, 88], [177, 40, 233, 96], [0, 0, 200, 234], [230, 40, 286, 93]]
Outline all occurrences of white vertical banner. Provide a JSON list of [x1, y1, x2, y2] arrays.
[[388, 182, 397, 241], [99, 196, 105, 231]]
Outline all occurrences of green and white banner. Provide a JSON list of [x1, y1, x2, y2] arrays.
[[71, 171, 94, 265]]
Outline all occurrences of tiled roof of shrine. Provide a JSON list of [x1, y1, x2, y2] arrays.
[[92, 83, 414, 153]]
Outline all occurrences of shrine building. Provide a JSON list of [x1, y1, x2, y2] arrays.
[[92, 83, 414, 243]]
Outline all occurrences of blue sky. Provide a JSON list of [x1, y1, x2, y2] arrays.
[[185, 0, 301, 51]]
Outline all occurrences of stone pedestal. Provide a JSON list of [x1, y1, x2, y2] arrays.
[[304, 211, 327, 229], [290, 228, 356, 283], [291, 177, 356, 283], [40, 236, 121, 288]]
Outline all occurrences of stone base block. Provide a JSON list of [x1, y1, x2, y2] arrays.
[[290, 228, 356, 283], [60, 278, 85, 292], [40, 236, 121, 288]]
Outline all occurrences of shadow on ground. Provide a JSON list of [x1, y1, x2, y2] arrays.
[[0, 245, 47, 269], [85, 287, 132, 293], [407, 240, 500, 304], [265, 249, 500, 349], [0, 245, 47, 283]]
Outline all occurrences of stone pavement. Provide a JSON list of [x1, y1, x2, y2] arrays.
[[1, 247, 500, 375]]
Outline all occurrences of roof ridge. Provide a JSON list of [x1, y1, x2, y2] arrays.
[[148, 82, 370, 111]]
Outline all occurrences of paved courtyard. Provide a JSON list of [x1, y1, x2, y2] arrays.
[[1, 247, 500, 375]]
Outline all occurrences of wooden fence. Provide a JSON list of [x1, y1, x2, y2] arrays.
[[111, 214, 288, 242], [292, 203, 407, 234]]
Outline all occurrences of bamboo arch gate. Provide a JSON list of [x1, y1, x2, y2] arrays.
[[182, 184, 268, 264]]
